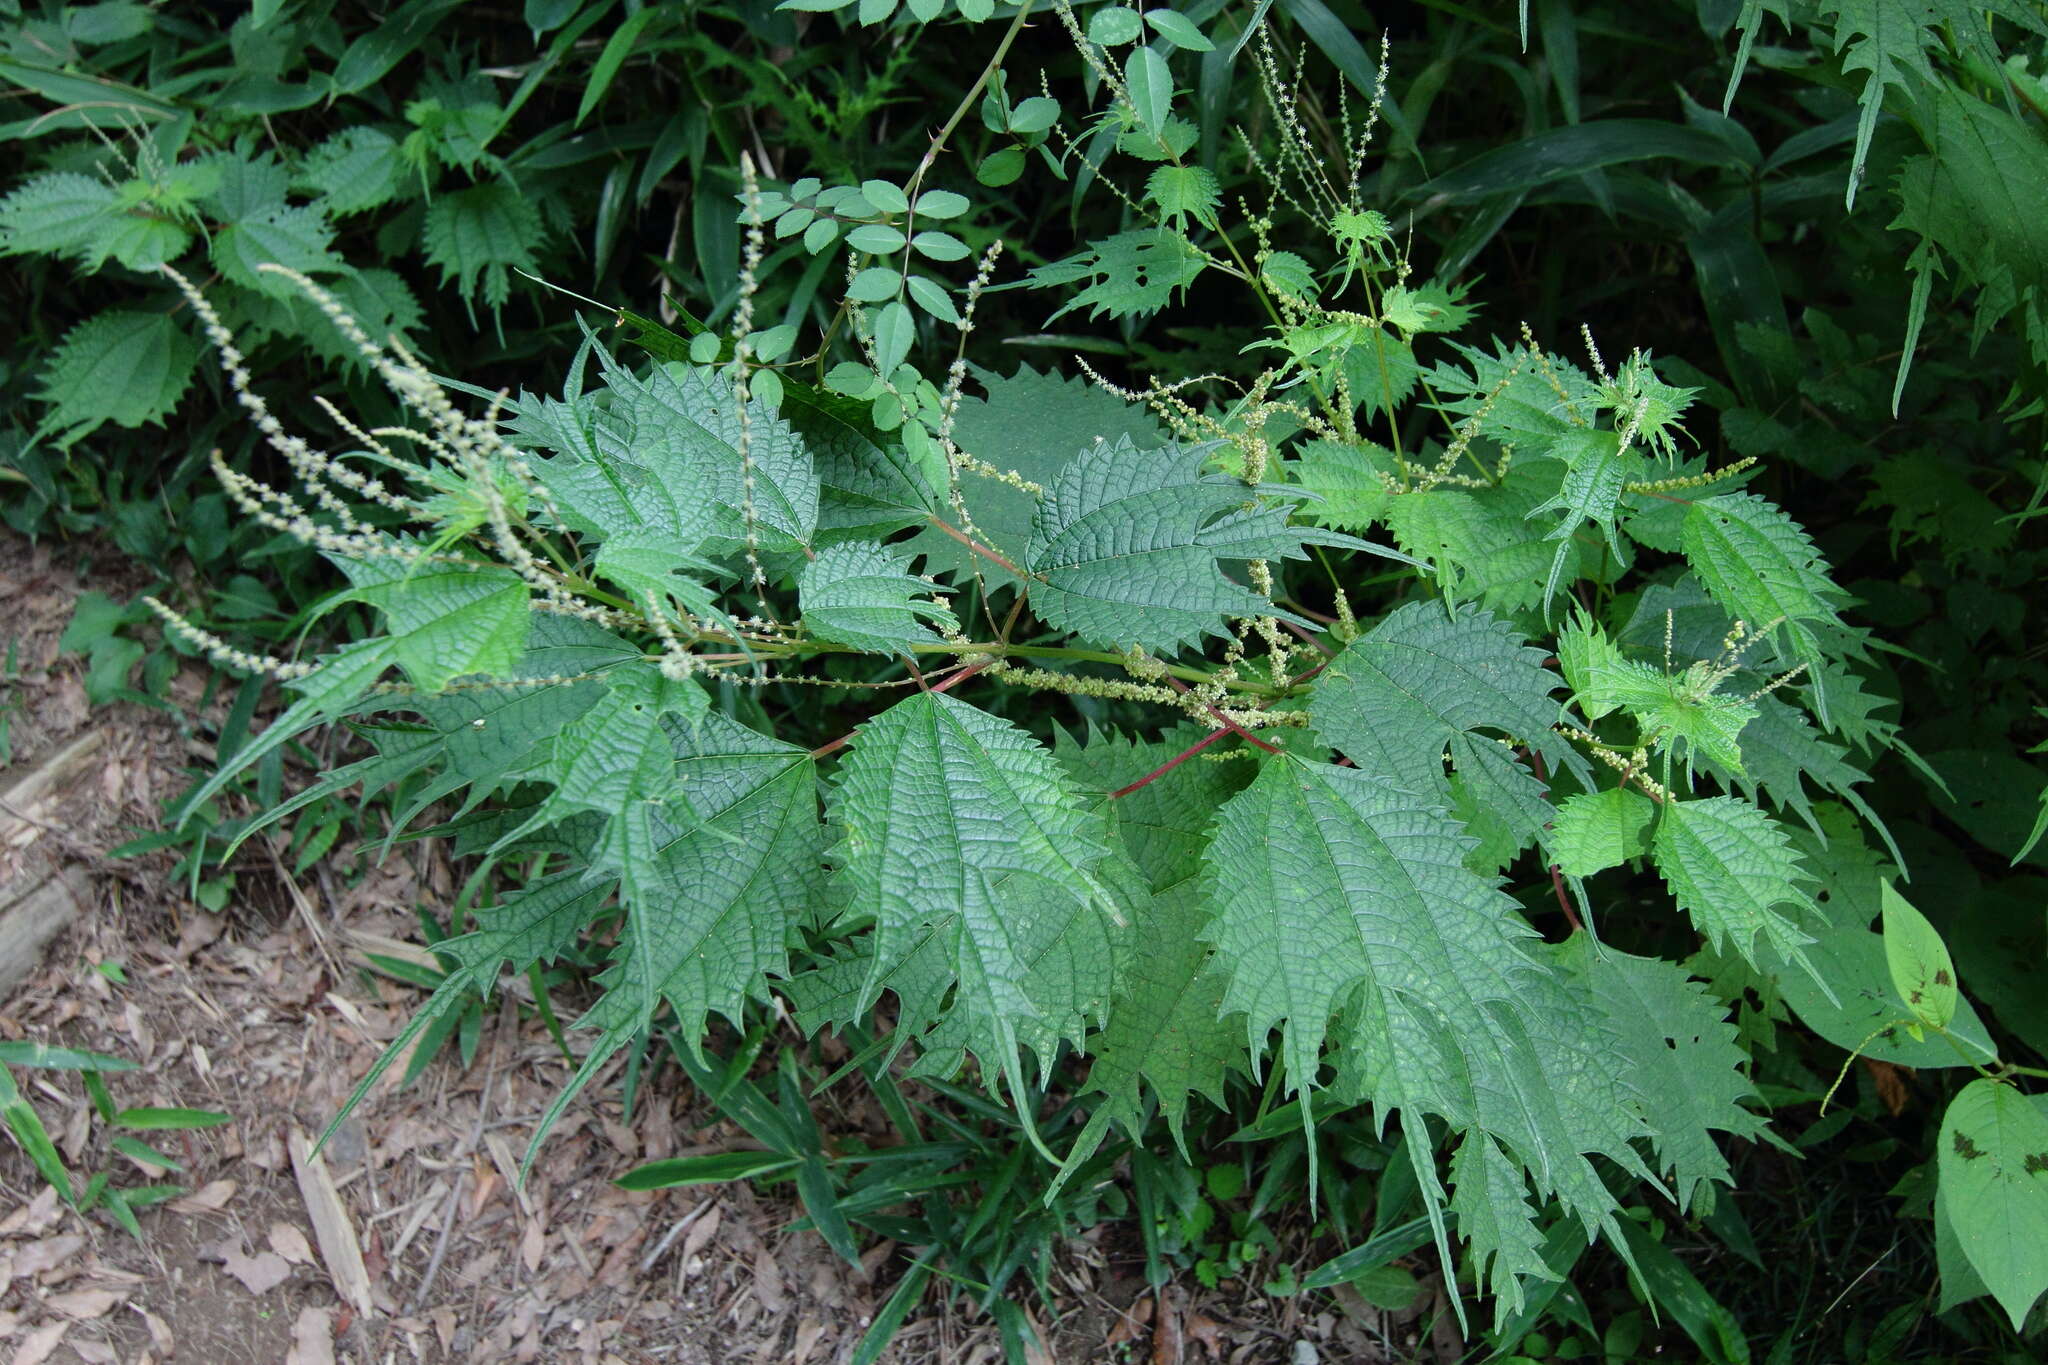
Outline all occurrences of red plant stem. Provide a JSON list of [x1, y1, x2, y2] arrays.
[[1162, 673, 1280, 754], [1526, 749, 1583, 932], [925, 515, 1026, 579], [1110, 725, 1232, 799], [810, 660, 993, 759]]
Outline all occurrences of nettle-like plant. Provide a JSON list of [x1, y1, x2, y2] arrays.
[[153, 18, 2048, 1332]]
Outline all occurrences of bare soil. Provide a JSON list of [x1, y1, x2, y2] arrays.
[[0, 532, 1446, 1364]]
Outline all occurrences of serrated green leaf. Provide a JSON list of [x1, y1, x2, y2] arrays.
[[831, 691, 1116, 999], [909, 364, 1165, 585], [1145, 164, 1219, 231], [1450, 1132, 1558, 1319], [522, 711, 823, 1169], [1551, 788, 1656, 876], [1383, 466, 1583, 614], [1062, 727, 1253, 1150], [1820, 0, 1936, 208], [211, 205, 344, 296], [84, 210, 190, 272], [799, 541, 957, 654], [1681, 493, 1845, 669], [423, 180, 543, 310], [0, 172, 117, 258], [1204, 756, 1648, 1275], [1551, 936, 1766, 1210], [524, 347, 820, 554], [1286, 439, 1396, 531], [1024, 436, 1353, 653], [1312, 601, 1582, 800], [1030, 228, 1206, 321], [336, 556, 532, 693], [37, 310, 197, 441], [1651, 796, 1817, 973], [299, 127, 408, 215]]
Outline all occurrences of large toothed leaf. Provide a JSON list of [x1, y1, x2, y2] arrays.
[[830, 691, 1117, 997], [1024, 436, 1390, 653], [422, 179, 542, 310], [525, 347, 819, 556], [799, 541, 957, 654], [1651, 795, 1818, 974], [1202, 756, 1649, 1300], [36, 309, 198, 442], [1550, 936, 1766, 1210], [1681, 493, 1846, 667], [1312, 601, 1583, 799], [1061, 727, 1255, 1150], [1450, 1133, 1559, 1319], [909, 364, 1166, 584], [0, 172, 118, 257], [523, 710, 823, 1167], [335, 555, 532, 693], [211, 204, 344, 296]]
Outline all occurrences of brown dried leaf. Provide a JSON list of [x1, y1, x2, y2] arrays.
[[752, 1248, 788, 1315], [520, 1218, 545, 1275], [268, 1223, 316, 1267], [286, 1306, 336, 1365], [1863, 1058, 1910, 1116], [209, 1239, 292, 1295], [44, 1287, 123, 1320], [167, 1179, 237, 1214], [131, 1304, 174, 1354], [11, 1321, 70, 1365], [13, 1235, 86, 1280]]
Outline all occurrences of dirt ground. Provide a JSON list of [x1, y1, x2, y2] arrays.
[[0, 532, 1444, 1365]]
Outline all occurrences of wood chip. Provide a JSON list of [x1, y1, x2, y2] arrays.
[[288, 1127, 373, 1317]]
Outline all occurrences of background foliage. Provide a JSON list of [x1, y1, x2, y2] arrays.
[[3, 0, 2046, 1359]]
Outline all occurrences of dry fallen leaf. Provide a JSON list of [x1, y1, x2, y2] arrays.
[[11, 1320, 70, 1365], [131, 1304, 175, 1354], [286, 1306, 336, 1365], [520, 1217, 545, 1275], [269, 1222, 317, 1266], [44, 1287, 124, 1320], [207, 1238, 293, 1295], [168, 1179, 237, 1214], [288, 1127, 373, 1316], [13, 1235, 85, 1280]]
